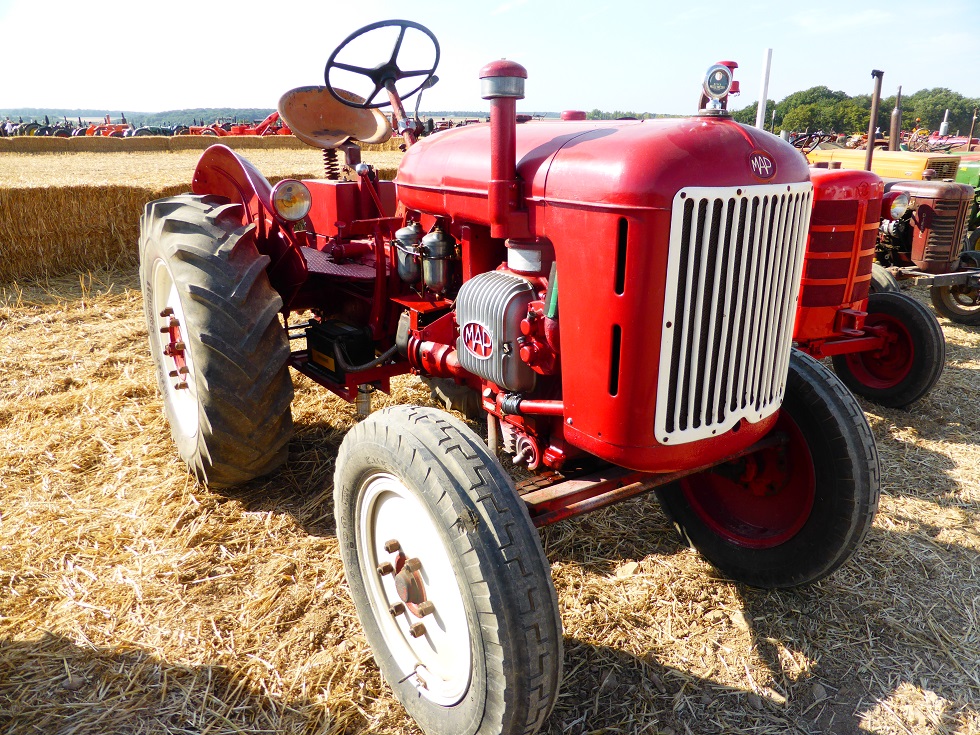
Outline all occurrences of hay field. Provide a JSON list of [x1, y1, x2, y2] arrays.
[[2, 153, 980, 735], [0, 147, 403, 283]]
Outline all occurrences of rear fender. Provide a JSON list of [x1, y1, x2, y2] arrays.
[[191, 144, 309, 310], [192, 144, 274, 225]]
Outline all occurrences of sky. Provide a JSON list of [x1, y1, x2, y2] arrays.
[[1, 0, 978, 117]]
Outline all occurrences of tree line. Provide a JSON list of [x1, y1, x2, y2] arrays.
[[3, 88, 978, 134], [730, 87, 979, 135]]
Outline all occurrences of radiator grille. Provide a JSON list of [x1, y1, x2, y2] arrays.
[[924, 197, 970, 262], [655, 183, 813, 444], [926, 158, 960, 181]]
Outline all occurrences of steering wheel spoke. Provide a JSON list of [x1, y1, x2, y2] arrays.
[[333, 61, 378, 77], [388, 25, 407, 66]]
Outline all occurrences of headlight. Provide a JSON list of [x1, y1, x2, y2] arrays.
[[271, 179, 312, 221], [883, 191, 911, 220], [703, 64, 733, 101]]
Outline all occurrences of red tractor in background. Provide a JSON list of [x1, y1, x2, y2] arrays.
[[85, 114, 134, 137], [175, 111, 292, 136], [795, 169, 945, 407], [874, 178, 980, 324], [139, 21, 880, 735]]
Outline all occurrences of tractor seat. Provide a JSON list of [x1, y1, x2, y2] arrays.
[[278, 86, 392, 149]]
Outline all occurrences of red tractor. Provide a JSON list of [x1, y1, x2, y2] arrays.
[[874, 178, 980, 324], [794, 167, 945, 407], [139, 21, 879, 735]]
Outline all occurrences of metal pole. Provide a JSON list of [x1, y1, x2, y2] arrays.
[[865, 70, 884, 172], [755, 48, 773, 129], [889, 86, 902, 151], [967, 107, 977, 152]]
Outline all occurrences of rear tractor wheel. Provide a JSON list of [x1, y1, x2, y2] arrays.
[[139, 194, 294, 487], [831, 291, 945, 408], [656, 350, 880, 588], [334, 406, 562, 735]]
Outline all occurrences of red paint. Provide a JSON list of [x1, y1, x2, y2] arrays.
[[795, 168, 884, 359], [678, 411, 815, 549]]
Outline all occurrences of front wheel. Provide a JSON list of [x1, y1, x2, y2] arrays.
[[930, 282, 980, 325], [139, 194, 294, 487], [656, 351, 880, 588], [831, 291, 945, 407], [334, 407, 562, 735]]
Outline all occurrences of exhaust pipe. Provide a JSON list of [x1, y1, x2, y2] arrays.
[[889, 86, 902, 152], [865, 70, 884, 172], [480, 59, 531, 240]]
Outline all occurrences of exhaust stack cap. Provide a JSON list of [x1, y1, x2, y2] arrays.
[[480, 59, 527, 100]]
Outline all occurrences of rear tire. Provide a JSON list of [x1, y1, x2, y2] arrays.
[[831, 291, 945, 407], [139, 194, 294, 487], [334, 406, 562, 735], [869, 263, 899, 293], [656, 351, 880, 588], [930, 283, 980, 325]]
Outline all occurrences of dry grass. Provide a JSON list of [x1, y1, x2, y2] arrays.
[[0, 135, 405, 154], [1, 269, 979, 735], [0, 148, 403, 283]]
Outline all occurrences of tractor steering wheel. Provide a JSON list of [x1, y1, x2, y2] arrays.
[[324, 20, 440, 109]]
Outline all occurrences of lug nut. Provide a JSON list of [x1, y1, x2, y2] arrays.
[[389, 602, 406, 617], [169, 370, 179, 378], [174, 381, 189, 390], [416, 600, 435, 617], [159, 326, 171, 333], [377, 561, 394, 576], [160, 308, 174, 317], [409, 622, 426, 638], [404, 558, 422, 573], [384, 539, 401, 553]]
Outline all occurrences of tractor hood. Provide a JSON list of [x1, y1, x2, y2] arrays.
[[396, 117, 810, 221]]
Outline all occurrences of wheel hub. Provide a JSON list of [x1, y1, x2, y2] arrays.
[[151, 260, 199, 438], [950, 285, 980, 307], [359, 474, 472, 705]]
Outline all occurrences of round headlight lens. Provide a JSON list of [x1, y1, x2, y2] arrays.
[[271, 180, 312, 222], [884, 191, 911, 220]]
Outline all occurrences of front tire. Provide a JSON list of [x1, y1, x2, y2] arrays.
[[334, 407, 562, 735], [930, 282, 980, 325], [831, 291, 945, 407], [139, 194, 294, 487], [656, 351, 880, 588]]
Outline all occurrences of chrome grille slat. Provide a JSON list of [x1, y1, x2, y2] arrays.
[[656, 183, 813, 445]]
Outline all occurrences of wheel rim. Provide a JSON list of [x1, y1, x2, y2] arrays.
[[679, 412, 815, 549], [357, 472, 472, 705], [842, 312, 914, 389], [946, 285, 980, 311], [151, 260, 199, 439]]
